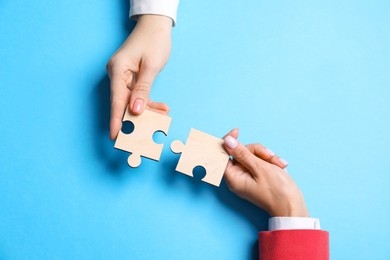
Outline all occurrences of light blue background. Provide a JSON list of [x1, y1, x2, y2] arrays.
[[1, 0, 389, 259]]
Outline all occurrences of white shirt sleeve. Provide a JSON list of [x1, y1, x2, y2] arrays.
[[269, 217, 321, 231], [130, 0, 180, 25]]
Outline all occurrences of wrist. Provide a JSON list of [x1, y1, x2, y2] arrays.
[[268, 196, 309, 217], [269, 206, 309, 218], [137, 15, 172, 30], [288, 203, 309, 217]]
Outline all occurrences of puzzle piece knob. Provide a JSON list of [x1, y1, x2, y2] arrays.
[[127, 154, 142, 168], [170, 140, 185, 154]]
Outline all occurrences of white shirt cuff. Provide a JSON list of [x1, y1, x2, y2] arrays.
[[268, 217, 321, 231], [130, 0, 179, 26]]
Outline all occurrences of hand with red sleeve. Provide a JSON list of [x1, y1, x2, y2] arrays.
[[223, 129, 329, 260], [223, 128, 308, 217]]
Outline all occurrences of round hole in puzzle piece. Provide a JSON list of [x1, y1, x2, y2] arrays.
[[121, 120, 135, 134], [192, 165, 206, 181]]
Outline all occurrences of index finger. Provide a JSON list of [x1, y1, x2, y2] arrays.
[[110, 77, 131, 140], [246, 144, 287, 169]]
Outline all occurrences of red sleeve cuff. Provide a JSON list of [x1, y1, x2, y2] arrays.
[[259, 230, 329, 260]]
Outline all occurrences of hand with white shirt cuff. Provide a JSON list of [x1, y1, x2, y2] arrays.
[[106, 14, 173, 140], [106, 0, 179, 140], [223, 129, 314, 226]]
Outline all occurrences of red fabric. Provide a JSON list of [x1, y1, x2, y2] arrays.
[[259, 230, 329, 260]]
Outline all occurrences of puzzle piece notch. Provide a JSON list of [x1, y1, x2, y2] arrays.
[[114, 109, 172, 167], [170, 128, 230, 187]]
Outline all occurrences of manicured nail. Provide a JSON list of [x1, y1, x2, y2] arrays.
[[132, 99, 144, 113], [265, 148, 275, 156], [224, 136, 238, 149], [278, 157, 288, 166]]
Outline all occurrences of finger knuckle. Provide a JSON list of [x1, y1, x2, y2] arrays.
[[255, 143, 271, 157], [255, 143, 265, 150], [106, 56, 117, 73], [143, 63, 161, 73], [133, 82, 151, 95], [111, 98, 128, 110], [234, 147, 248, 161], [107, 57, 126, 77], [254, 160, 265, 172]]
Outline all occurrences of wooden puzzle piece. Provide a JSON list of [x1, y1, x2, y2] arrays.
[[114, 109, 172, 167], [170, 128, 230, 187]]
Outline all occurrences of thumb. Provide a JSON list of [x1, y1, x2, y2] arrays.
[[129, 63, 159, 115], [224, 135, 263, 173]]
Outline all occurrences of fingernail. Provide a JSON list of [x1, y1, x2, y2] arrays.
[[278, 157, 288, 166], [265, 148, 275, 156], [132, 99, 144, 113], [224, 136, 238, 149]]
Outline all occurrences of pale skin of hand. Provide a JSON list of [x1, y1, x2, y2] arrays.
[[106, 15, 172, 140], [223, 129, 309, 217]]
